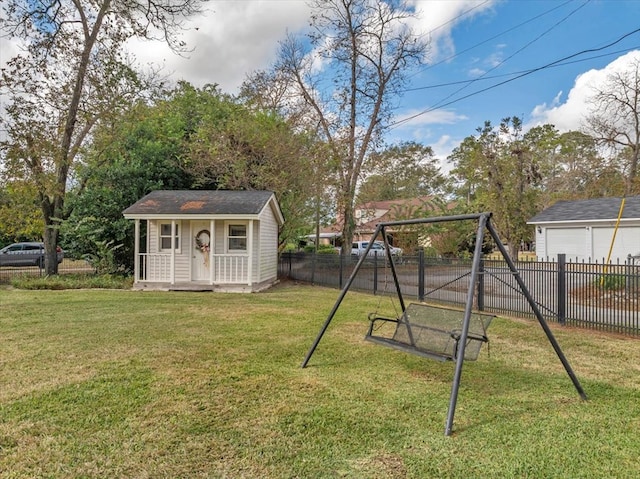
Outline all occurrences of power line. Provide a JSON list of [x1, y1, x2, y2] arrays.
[[419, 0, 492, 38], [390, 28, 640, 130], [425, 0, 591, 113], [403, 47, 639, 92], [413, 0, 578, 77]]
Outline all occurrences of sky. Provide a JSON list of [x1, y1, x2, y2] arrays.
[[2, 0, 640, 169]]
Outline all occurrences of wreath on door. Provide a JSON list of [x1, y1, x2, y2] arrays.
[[195, 229, 211, 267]]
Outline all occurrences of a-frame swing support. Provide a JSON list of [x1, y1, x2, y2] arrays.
[[301, 212, 587, 437]]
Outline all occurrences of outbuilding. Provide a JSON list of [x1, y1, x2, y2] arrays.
[[123, 190, 284, 291], [527, 196, 640, 263]]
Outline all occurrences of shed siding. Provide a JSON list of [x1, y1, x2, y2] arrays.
[[214, 222, 225, 255], [259, 206, 279, 282], [149, 221, 159, 253], [252, 220, 260, 283]]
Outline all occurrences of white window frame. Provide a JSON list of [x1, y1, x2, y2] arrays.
[[159, 221, 181, 252], [225, 222, 248, 253]]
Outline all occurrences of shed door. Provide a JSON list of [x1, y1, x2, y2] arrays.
[[192, 221, 211, 281]]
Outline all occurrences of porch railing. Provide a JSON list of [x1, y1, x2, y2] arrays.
[[136, 253, 249, 284], [138, 253, 172, 282], [213, 254, 248, 283]]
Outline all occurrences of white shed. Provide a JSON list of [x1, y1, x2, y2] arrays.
[[123, 190, 284, 292], [527, 196, 640, 263]]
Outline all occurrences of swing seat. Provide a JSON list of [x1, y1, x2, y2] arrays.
[[365, 303, 495, 362]]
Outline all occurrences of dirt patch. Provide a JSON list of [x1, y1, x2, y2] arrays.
[[351, 453, 407, 478], [570, 284, 639, 311]]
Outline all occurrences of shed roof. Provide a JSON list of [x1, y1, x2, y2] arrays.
[[123, 190, 283, 224], [528, 196, 640, 224]]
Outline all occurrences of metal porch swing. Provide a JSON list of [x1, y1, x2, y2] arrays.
[[301, 212, 588, 436], [365, 303, 494, 363]]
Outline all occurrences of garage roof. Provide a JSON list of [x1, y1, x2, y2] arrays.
[[528, 195, 640, 223]]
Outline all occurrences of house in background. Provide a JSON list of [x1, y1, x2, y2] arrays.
[[123, 190, 284, 292], [315, 196, 448, 249], [352, 196, 445, 241], [527, 196, 640, 263]]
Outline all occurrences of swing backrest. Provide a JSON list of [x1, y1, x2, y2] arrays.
[[366, 303, 495, 361]]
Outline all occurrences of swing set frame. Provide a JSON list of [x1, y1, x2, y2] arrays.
[[301, 212, 588, 436]]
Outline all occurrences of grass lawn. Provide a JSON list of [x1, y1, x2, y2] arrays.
[[1, 281, 639, 478]]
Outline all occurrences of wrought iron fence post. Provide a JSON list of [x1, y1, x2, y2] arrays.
[[557, 253, 566, 325], [339, 253, 343, 289], [373, 251, 378, 295], [311, 252, 316, 284], [477, 259, 485, 311], [418, 249, 425, 302]]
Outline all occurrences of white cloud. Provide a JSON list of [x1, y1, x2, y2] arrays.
[[389, 109, 466, 171], [0, 36, 21, 69], [0, 37, 23, 142], [3, 1, 497, 97], [409, 0, 497, 63], [468, 67, 486, 77], [432, 134, 457, 158], [528, 50, 640, 132], [397, 108, 467, 127], [126, 1, 312, 93]]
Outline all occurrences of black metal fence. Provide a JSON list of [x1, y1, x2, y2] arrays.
[[0, 258, 95, 284], [278, 252, 640, 336]]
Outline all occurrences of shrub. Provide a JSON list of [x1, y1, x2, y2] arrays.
[[11, 274, 133, 290], [595, 273, 626, 290], [303, 244, 338, 254]]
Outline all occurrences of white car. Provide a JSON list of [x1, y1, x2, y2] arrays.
[[351, 241, 402, 258], [375, 241, 403, 256]]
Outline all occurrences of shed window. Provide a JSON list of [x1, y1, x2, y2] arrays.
[[227, 224, 247, 252], [160, 223, 180, 251]]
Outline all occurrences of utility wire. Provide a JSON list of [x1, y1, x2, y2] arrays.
[[419, 0, 492, 38], [403, 47, 639, 92], [413, 0, 577, 77], [390, 28, 640, 129], [426, 0, 591, 113]]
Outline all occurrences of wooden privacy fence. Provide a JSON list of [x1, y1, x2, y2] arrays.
[[278, 252, 640, 336]]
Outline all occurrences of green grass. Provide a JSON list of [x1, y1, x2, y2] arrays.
[[1, 282, 639, 478]]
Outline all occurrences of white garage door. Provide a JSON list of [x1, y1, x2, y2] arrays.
[[592, 227, 640, 263], [546, 228, 586, 262]]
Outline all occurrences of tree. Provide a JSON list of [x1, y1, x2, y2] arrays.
[[0, 181, 43, 245], [67, 81, 319, 269], [257, 0, 427, 256], [450, 117, 544, 260], [0, 0, 203, 274], [357, 141, 449, 203], [541, 130, 625, 203], [62, 95, 197, 272], [180, 83, 321, 247], [584, 55, 640, 194]]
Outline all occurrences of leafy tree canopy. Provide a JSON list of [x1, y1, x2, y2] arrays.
[[357, 141, 450, 204]]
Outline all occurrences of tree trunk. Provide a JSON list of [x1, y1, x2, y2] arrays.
[[340, 201, 356, 259], [508, 241, 519, 263], [40, 196, 60, 275]]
